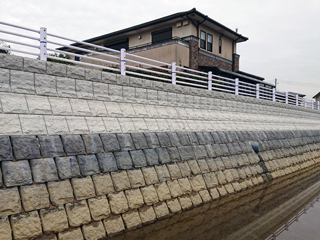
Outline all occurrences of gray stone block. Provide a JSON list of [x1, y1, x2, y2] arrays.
[[205, 144, 216, 158], [232, 142, 243, 155], [11, 70, 35, 94], [131, 133, 148, 150], [219, 144, 230, 156], [187, 132, 199, 145], [144, 133, 160, 148], [101, 71, 117, 84], [55, 156, 81, 179], [76, 79, 94, 99], [77, 155, 100, 176], [97, 153, 118, 172], [100, 134, 120, 152], [47, 61, 67, 77], [117, 133, 135, 151], [167, 132, 181, 147], [210, 132, 221, 144], [61, 135, 86, 156], [156, 132, 171, 147], [195, 132, 206, 145], [167, 147, 181, 162], [67, 65, 85, 79], [0, 68, 10, 92], [35, 74, 57, 96], [24, 58, 46, 73], [0, 53, 23, 70], [217, 132, 228, 143], [1, 160, 32, 187], [143, 149, 159, 166], [226, 143, 237, 155], [82, 134, 104, 154], [177, 132, 190, 146], [57, 77, 76, 98], [85, 68, 101, 82], [155, 148, 171, 164], [30, 158, 59, 183], [202, 132, 214, 144], [114, 151, 133, 170], [11, 136, 41, 160], [130, 150, 147, 168], [39, 136, 64, 158], [193, 145, 208, 159], [178, 146, 195, 161], [0, 137, 13, 161]]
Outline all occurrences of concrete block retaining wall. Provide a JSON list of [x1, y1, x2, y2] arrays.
[[1, 53, 320, 239]]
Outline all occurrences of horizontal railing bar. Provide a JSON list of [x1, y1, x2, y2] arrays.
[[239, 80, 256, 87], [0, 46, 39, 56], [0, 21, 39, 33], [176, 80, 207, 88], [213, 78, 235, 85], [176, 71, 208, 80], [176, 66, 208, 75], [239, 91, 256, 97], [212, 82, 235, 90], [239, 85, 256, 91], [126, 59, 171, 72], [126, 52, 170, 66], [126, 65, 171, 77], [176, 75, 208, 84], [0, 37, 39, 49], [212, 75, 235, 82], [126, 70, 171, 82], [0, 29, 39, 41], [212, 86, 234, 93]]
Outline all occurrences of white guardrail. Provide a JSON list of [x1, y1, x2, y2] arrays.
[[0, 21, 319, 110]]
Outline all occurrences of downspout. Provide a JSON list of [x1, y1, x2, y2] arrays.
[[232, 35, 241, 72]]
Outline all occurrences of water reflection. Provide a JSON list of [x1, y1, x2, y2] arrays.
[[113, 165, 320, 240]]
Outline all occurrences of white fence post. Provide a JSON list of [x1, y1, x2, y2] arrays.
[[39, 27, 47, 61], [120, 48, 126, 75], [208, 71, 212, 91], [256, 84, 259, 99], [285, 92, 288, 104], [272, 88, 276, 101], [171, 62, 176, 85], [318, 101, 320, 110], [304, 97, 307, 108], [296, 94, 299, 106], [235, 78, 239, 95]]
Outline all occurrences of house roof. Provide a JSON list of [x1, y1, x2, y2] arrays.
[[313, 92, 320, 99], [66, 8, 248, 48]]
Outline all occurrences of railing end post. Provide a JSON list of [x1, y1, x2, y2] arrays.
[[39, 27, 47, 61], [120, 48, 126, 75], [208, 71, 212, 91], [171, 62, 176, 85], [235, 78, 239, 95]]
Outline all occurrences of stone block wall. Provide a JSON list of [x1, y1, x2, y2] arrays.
[[1, 53, 320, 239]]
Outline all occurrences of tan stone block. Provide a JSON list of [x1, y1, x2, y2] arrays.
[[166, 198, 182, 213], [103, 215, 125, 237], [167, 180, 183, 198], [197, 159, 209, 173], [203, 172, 218, 189], [40, 205, 69, 234], [216, 171, 227, 185], [217, 186, 227, 196], [88, 196, 111, 221], [154, 182, 171, 201], [0, 187, 21, 217], [154, 165, 171, 182], [178, 178, 192, 194], [92, 173, 114, 196], [141, 167, 159, 185], [209, 188, 220, 200], [141, 185, 159, 205], [232, 182, 242, 192], [224, 183, 235, 194], [71, 176, 96, 200], [127, 169, 145, 188], [122, 210, 142, 230], [245, 179, 254, 187], [178, 196, 193, 210], [11, 211, 42, 240], [237, 168, 247, 179], [58, 227, 84, 240], [82, 221, 106, 240], [190, 175, 207, 192], [65, 200, 91, 227], [111, 171, 131, 191], [166, 163, 182, 179], [138, 206, 156, 225], [230, 169, 240, 181], [252, 177, 259, 185], [177, 161, 191, 177], [125, 189, 144, 210], [47, 180, 74, 206], [35, 234, 57, 240], [0, 217, 12, 240], [20, 184, 50, 212], [239, 180, 248, 189], [189, 192, 202, 207], [153, 202, 169, 219], [188, 160, 201, 175], [223, 169, 234, 183], [257, 175, 264, 183], [108, 191, 129, 214], [198, 190, 212, 203]]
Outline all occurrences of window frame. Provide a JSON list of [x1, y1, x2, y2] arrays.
[[207, 34, 213, 52], [219, 37, 222, 54], [200, 30, 206, 50], [151, 27, 172, 44]]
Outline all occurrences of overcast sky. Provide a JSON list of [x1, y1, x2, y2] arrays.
[[1, 0, 319, 98]]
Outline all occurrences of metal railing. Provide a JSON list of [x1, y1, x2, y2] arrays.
[[0, 21, 319, 111]]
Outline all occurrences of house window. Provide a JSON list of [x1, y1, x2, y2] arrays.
[[219, 37, 222, 53], [207, 34, 213, 52], [200, 30, 206, 49], [152, 27, 172, 44]]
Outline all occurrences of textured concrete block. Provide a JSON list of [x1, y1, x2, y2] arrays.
[[122, 210, 142, 230], [167, 132, 181, 147], [127, 169, 146, 188], [155, 165, 171, 182], [66, 200, 91, 227], [178, 178, 192, 194], [58, 227, 84, 240], [76, 79, 93, 99], [57, 77, 76, 98], [11, 70, 35, 94], [88, 196, 111, 221], [0, 68, 10, 92], [178, 195, 193, 210], [199, 190, 212, 203], [82, 221, 106, 240], [114, 151, 133, 170], [131, 133, 148, 149], [0, 217, 12, 240], [11, 211, 42, 240], [11, 136, 40, 160], [144, 132, 160, 148], [141, 185, 159, 205], [198, 159, 210, 173], [189, 192, 203, 207], [96, 152, 118, 172], [111, 171, 131, 191], [100, 133, 120, 152], [119, 102, 136, 117], [153, 202, 169, 219], [130, 150, 147, 168], [177, 161, 191, 177], [82, 134, 104, 154], [66, 117, 89, 134], [156, 148, 171, 164], [39, 136, 64, 158], [167, 198, 182, 213], [70, 99, 91, 116], [0, 187, 21, 217], [61, 135, 86, 156], [30, 158, 59, 183], [205, 144, 216, 158], [203, 172, 218, 188], [20, 184, 50, 212], [77, 155, 100, 176], [20, 115, 47, 135], [167, 180, 183, 198], [167, 163, 182, 179], [92, 173, 114, 195], [156, 132, 171, 147], [85, 68, 101, 81], [40, 205, 69, 234], [2, 160, 32, 187], [142, 167, 159, 185], [47, 61, 67, 76], [178, 146, 195, 161], [48, 97, 73, 116], [86, 118, 106, 134], [71, 176, 96, 200], [193, 145, 208, 159], [177, 132, 191, 146], [190, 175, 207, 192], [139, 206, 156, 225], [0, 114, 22, 135], [47, 180, 74, 206], [93, 82, 109, 101], [88, 100, 108, 117], [144, 149, 160, 166], [67, 65, 85, 79], [117, 133, 135, 151], [35, 74, 57, 96], [125, 189, 144, 210], [118, 118, 135, 133], [0, 54, 23, 70], [167, 147, 181, 162], [155, 182, 171, 201], [55, 156, 81, 179], [24, 58, 46, 73], [103, 215, 125, 237], [1, 93, 28, 114], [108, 191, 129, 214], [0, 137, 13, 161]]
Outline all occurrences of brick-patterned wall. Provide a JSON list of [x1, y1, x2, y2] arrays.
[[188, 39, 199, 70], [198, 53, 232, 71], [233, 54, 240, 72]]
